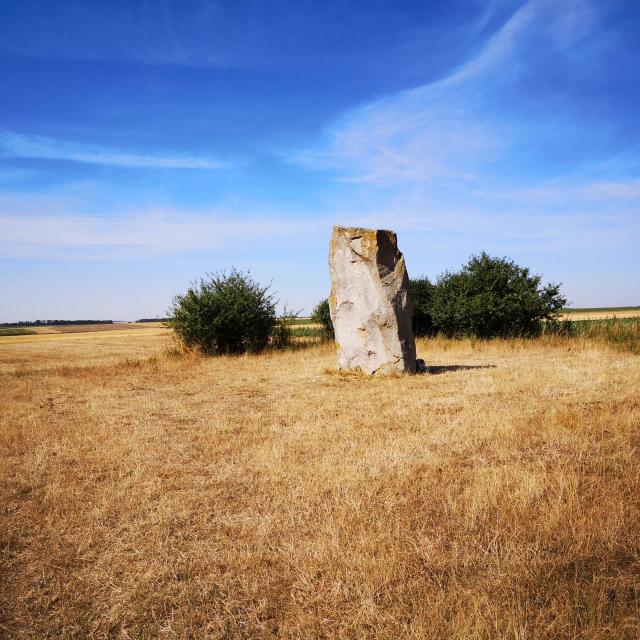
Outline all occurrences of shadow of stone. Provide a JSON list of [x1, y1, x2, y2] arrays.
[[423, 364, 496, 375]]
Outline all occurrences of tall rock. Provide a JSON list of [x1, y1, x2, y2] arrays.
[[329, 226, 416, 375]]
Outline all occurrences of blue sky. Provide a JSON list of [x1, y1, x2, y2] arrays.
[[1, 0, 639, 321]]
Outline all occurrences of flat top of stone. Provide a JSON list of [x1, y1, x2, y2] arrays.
[[332, 225, 395, 236]]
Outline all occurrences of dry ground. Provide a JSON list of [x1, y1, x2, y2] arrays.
[[0, 327, 169, 374], [1, 331, 639, 639]]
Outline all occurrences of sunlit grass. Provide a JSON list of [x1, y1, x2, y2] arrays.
[[1, 329, 639, 638]]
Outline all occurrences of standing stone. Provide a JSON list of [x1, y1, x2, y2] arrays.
[[329, 226, 416, 375]]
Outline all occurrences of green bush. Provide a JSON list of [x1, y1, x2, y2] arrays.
[[169, 269, 277, 354], [408, 277, 435, 337], [428, 253, 566, 338], [311, 298, 334, 338]]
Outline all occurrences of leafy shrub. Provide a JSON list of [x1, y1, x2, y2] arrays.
[[311, 298, 334, 338], [408, 277, 435, 337], [428, 253, 566, 338], [170, 269, 277, 354]]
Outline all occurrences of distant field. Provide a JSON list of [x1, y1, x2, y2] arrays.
[[562, 306, 640, 313], [0, 320, 323, 342], [560, 306, 640, 321], [0, 321, 167, 338], [0, 328, 38, 336]]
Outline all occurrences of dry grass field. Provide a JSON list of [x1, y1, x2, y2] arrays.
[[0, 327, 169, 374], [1, 329, 639, 639]]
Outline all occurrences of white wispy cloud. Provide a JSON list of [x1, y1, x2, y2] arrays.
[[293, 0, 598, 186], [0, 210, 628, 261], [0, 192, 327, 259], [2, 174, 637, 261], [474, 178, 640, 203], [0, 132, 229, 170], [283, 0, 640, 266], [324, 194, 638, 254]]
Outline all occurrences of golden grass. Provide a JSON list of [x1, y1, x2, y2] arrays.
[[0, 328, 170, 373], [1, 332, 639, 638]]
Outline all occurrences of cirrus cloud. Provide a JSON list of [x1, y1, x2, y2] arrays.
[[0, 132, 229, 170]]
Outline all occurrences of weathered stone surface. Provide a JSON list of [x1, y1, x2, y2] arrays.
[[329, 226, 416, 375]]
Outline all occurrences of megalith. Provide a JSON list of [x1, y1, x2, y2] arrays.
[[328, 226, 416, 375]]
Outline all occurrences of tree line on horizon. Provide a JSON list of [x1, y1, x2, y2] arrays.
[[0, 319, 114, 328]]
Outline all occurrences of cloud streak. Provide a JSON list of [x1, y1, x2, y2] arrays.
[[475, 179, 640, 203], [0, 192, 327, 259], [0, 132, 229, 170], [1, 172, 638, 261], [293, 0, 599, 186]]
